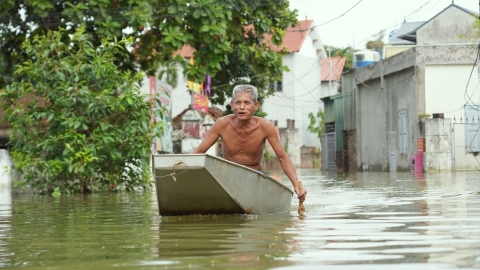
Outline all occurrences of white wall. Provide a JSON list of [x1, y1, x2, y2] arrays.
[[425, 64, 479, 121], [0, 150, 11, 231], [0, 150, 11, 190], [320, 81, 341, 99], [139, 63, 194, 118], [263, 54, 296, 128], [263, 30, 322, 147]]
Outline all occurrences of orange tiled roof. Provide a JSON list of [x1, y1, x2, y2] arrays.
[[282, 20, 313, 52], [320, 57, 347, 81], [176, 20, 314, 56]]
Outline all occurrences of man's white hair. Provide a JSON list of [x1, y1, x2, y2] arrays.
[[232, 85, 258, 102]]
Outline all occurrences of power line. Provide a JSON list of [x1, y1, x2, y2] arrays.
[[286, 0, 435, 44], [463, 46, 480, 111], [351, 0, 436, 47], [296, 0, 363, 31]]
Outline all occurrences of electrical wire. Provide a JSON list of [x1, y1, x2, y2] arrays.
[[285, 0, 435, 45], [463, 46, 480, 111], [407, 0, 443, 22], [349, 0, 437, 48], [290, 0, 363, 32], [283, 56, 344, 99]]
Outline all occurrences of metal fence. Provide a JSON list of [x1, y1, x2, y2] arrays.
[[321, 133, 336, 171], [452, 123, 480, 171]]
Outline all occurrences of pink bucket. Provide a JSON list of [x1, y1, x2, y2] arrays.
[[414, 153, 423, 172]]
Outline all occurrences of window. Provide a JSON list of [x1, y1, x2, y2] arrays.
[[325, 122, 335, 133], [353, 54, 363, 61], [271, 80, 282, 92], [398, 110, 407, 154]]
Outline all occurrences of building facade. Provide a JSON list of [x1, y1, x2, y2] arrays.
[[346, 4, 478, 172]]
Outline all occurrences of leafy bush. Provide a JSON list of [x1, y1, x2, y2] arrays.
[[307, 110, 325, 141], [0, 27, 164, 194]]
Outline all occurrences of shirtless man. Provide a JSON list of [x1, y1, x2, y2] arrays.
[[193, 84, 307, 202]]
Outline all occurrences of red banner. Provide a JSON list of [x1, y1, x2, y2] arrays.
[[192, 93, 208, 113]]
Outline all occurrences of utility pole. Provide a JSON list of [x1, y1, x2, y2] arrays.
[[319, 54, 322, 98], [328, 48, 332, 95]]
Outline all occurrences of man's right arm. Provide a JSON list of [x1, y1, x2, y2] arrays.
[[192, 119, 223, 154]]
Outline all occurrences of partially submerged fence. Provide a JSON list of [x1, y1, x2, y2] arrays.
[[452, 122, 480, 171]]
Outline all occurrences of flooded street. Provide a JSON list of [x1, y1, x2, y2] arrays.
[[0, 169, 480, 269]]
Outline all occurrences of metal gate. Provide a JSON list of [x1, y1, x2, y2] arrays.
[[452, 123, 480, 171], [321, 133, 336, 171]]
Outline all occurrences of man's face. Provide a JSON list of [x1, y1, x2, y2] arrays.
[[231, 92, 260, 120]]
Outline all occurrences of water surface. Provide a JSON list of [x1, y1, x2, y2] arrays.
[[1, 169, 480, 269]]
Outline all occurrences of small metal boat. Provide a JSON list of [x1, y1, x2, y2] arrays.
[[152, 154, 294, 216]]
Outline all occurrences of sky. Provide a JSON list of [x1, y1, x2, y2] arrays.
[[288, 0, 479, 49]]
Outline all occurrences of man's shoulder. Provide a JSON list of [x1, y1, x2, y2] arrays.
[[255, 116, 274, 126], [217, 114, 234, 121], [214, 115, 233, 126]]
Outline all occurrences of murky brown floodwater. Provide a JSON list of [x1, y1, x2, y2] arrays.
[[0, 169, 480, 269]]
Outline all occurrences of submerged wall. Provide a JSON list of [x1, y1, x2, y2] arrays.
[[424, 118, 453, 172]]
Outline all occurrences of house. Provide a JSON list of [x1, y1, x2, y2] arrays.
[[318, 57, 347, 171], [382, 21, 421, 59], [262, 20, 327, 154], [320, 57, 347, 99], [141, 20, 327, 166], [340, 3, 479, 172]]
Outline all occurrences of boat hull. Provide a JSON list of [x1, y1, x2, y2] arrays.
[[152, 154, 294, 216]]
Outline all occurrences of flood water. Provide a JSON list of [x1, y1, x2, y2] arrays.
[[1, 168, 480, 269]]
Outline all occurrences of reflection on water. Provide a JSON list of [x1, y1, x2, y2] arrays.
[[0, 169, 479, 269], [0, 150, 11, 268]]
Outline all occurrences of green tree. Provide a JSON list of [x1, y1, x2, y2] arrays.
[[0, 27, 164, 194], [0, 0, 298, 105], [157, 56, 186, 89], [366, 30, 385, 51], [307, 110, 325, 145]]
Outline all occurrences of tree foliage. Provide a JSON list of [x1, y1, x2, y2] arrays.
[[0, 0, 298, 105], [0, 27, 164, 194], [366, 39, 385, 51], [157, 56, 186, 89], [366, 30, 385, 51], [307, 110, 325, 143]]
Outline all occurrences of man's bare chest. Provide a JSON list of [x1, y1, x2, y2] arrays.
[[220, 128, 266, 149]]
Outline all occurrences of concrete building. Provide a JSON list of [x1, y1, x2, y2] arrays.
[[342, 3, 479, 172]]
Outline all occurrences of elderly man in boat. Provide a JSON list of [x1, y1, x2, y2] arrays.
[[193, 84, 307, 202]]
